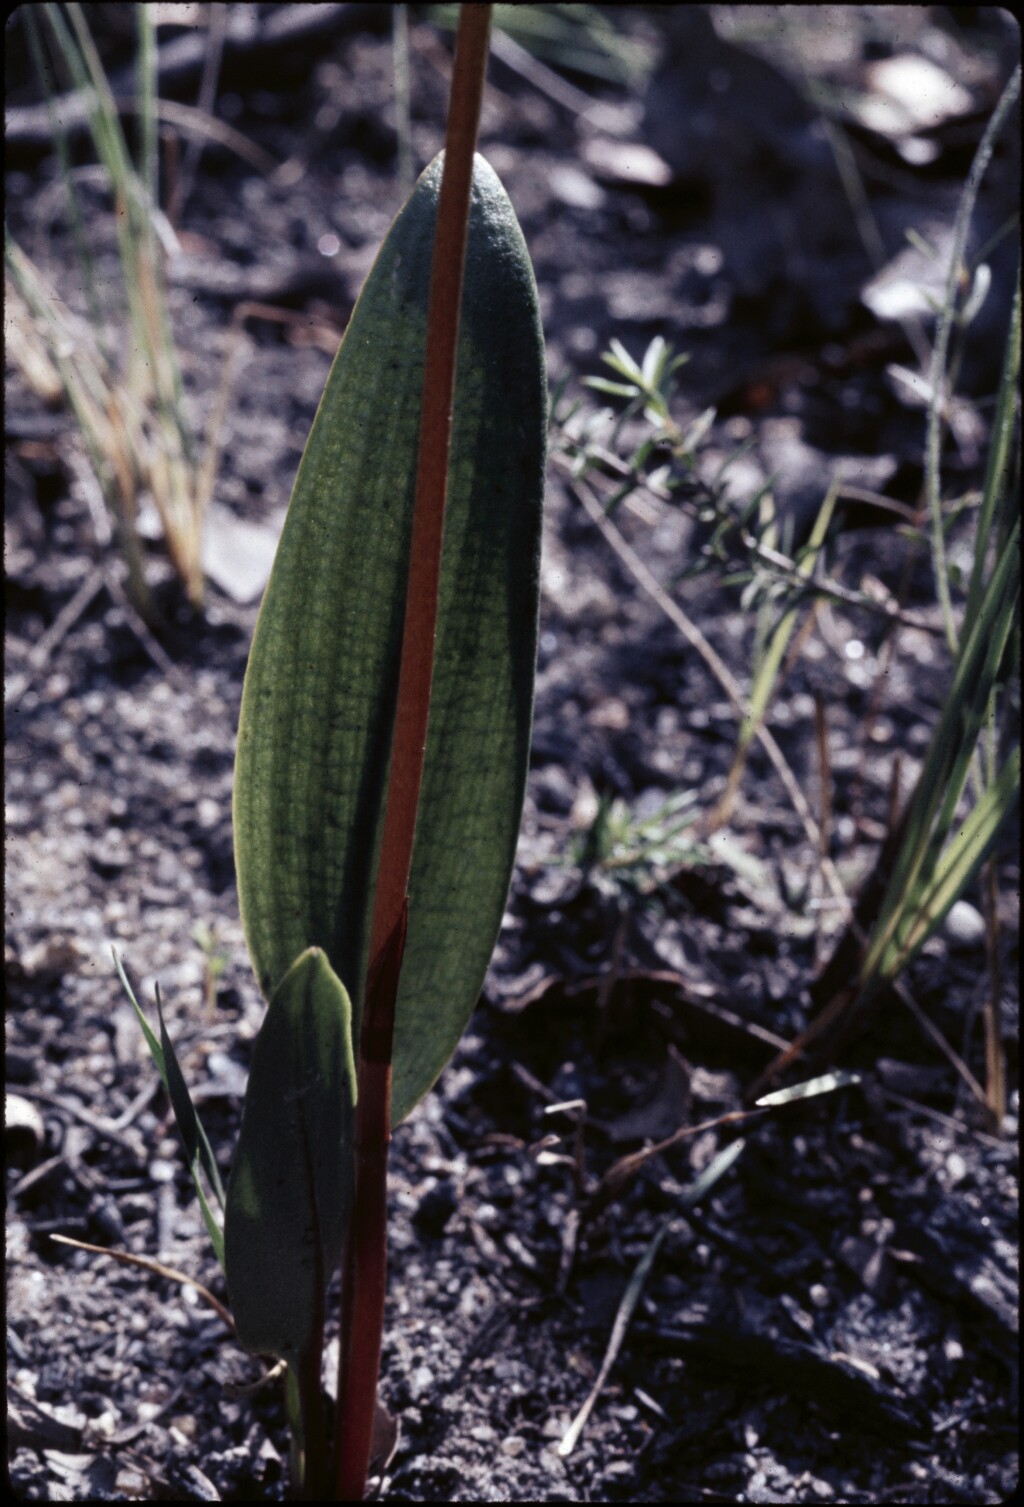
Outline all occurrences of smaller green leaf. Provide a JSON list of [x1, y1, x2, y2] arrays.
[[152, 986, 226, 1233], [960, 262, 992, 327], [604, 337, 643, 381], [679, 406, 715, 454], [113, 948, 164, 1072], [114, 951, 226, 1247], [905, 226, 940, 260], [155, 986, 196, 1167], [224, 948, 356, 1366], [641, 334, 668, 387], [558, 1133, 745, 1460], [679, 1137, 747, 1206], [628, 436, 656, 471], [584, 376, 640, 399], [193, 1176, 226, 1270], [755, 1069, 862, 1108]]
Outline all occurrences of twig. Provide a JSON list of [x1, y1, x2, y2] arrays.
[[552, 442, 943, 636], [110, 1075, 162, 1133], [31, 562, 107, 662], [49, 1233, 233, 1331], [876, 1086, 1011, 1151], [155, 91, 280, 180], [7, 1389, 85, 1453], [17, 1086, 147, 1159], [68, 446, 189, 690], [224, 1359, 287, 1400], [895, 983, 988, 1106], [734, 525, 944, 636], [489, 26, 598, 118], [585, 1107, 766, 1226], [4, 562, 107, 706], [560, 1141, 747, 1457], [175, 2, 230, 211], [558, 1218, 672, 1457], [813, 691, 832, 964], [6, 4, 368, 149], [808, 84, 932, 373]]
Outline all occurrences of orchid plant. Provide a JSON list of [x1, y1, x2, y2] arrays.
[[113, 6, 547, 1496]]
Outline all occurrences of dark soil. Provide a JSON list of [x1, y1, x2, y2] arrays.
[[6, 6, 1019, 1502]]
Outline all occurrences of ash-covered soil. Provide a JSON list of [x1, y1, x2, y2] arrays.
[[6, 6, 1018, 1501]]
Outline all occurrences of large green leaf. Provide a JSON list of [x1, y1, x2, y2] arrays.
[[224, 947, 356, 1364], [233, 152, 546, 1124]]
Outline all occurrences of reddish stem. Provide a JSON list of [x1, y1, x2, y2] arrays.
[[365, 2, 493, 972], [332, 6, 492, 1498], [333, 906, 406, 1500]]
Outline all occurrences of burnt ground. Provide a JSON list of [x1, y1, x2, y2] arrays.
[[4, 6, 1020, 1502]]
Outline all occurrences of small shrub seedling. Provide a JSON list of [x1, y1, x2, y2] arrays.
[[111, 6, 546, 1497], [550, 61, 1020, 1120]]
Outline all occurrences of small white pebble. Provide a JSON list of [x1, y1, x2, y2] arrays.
[[946, 1152, 969, 1185], [407, 1365, 434, 1402], [944, 899, 986, 949]]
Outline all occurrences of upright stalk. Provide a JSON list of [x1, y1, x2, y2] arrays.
[[332, 6, 493, 1498]]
